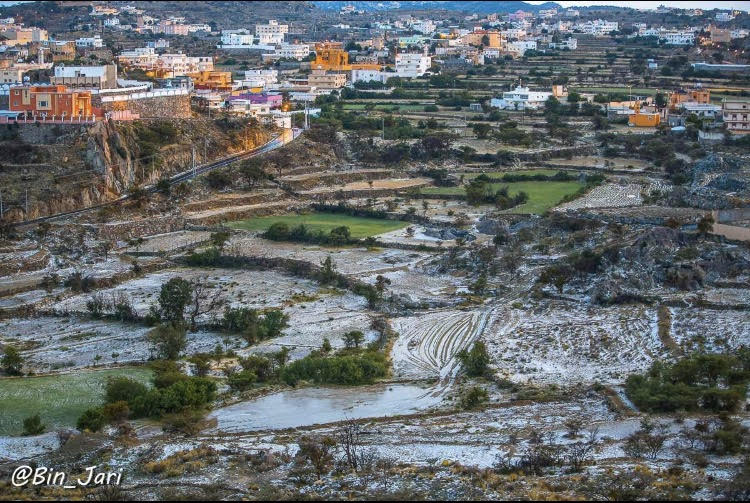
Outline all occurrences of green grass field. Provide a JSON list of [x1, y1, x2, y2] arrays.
[[228, 212, 408, 238], [341, 103, 432, 112], [461, 169, 564, 179], [421, 180, 584, 214], [0, 367, 152, 436]]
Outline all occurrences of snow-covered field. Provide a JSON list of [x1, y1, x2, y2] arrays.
[[482, 302, 669, 384]]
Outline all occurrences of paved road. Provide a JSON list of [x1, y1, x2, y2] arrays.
[[12, 128, 300, 228]]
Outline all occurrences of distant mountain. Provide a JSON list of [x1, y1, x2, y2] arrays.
[[312, 1, 562, 14]]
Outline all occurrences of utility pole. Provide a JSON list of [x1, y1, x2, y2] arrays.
[[24, 188, 28, 220], [382, 116, 385, 140], [0, 190, 3, 219], [191, 146, 196, 179]]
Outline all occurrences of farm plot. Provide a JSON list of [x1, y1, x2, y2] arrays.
[[51, 268, 323, 321], [391, 308, 496, 383], [421, 180, 585, 214], [0, 367, 152, 436], [122, 230, 212, 254], [556, 183, 643, 211], [482, 302, 667, 384], [0, 316, 226, 371], [227, 212, 408, 239], [670, 307, 750, 354], [359, 268, 470, 306]]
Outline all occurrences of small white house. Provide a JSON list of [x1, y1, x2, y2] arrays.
[[490, 85, 552, 110]]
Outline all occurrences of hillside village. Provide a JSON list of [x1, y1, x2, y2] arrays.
[[0, 0, 749, 500]]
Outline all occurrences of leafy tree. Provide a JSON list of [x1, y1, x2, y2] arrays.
[[147, 323, 187, 360], [106, 377, 148, 404], [472, 123, 492, 139], [457, 341, 491, 377], [319, 255, 337, 284], [343, 330, 365, 349], [157, 277, 193, 322], [77, 407, 106, 432], [1, 345, 23, 375]]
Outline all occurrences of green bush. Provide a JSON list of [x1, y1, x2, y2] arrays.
[[625, 350, 750, 413], [281, 350, 388, 386], [77, 407, 107, 432], [22, 414, 46, 436], [460, 386, 488, 410], [457, 341, 491, 377], [105, 377, 148, 404]]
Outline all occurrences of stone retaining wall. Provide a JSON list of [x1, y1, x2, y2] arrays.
[[96, 94, 191, 119]]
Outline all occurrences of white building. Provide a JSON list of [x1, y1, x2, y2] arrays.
[[681, 102, 722, 119], [395, 53, 431, 78], [263, 44, 310, 61], [256, 20, 288, 45], [660, 31, 695, 45], [351, 69, 390, 84], [220, 30, 255, 48], [490, 85, 552, 110], [411, 20, 436, 34], [103, 17, 120, 27], [187, 24, 211, 33], [243, 69, 278, 87], [501, 28, 526, 39], [538, 9, 558, 18], [549, 37, 577, 50], [578, 20, 618, 36], [75, 36, 103, 48], [715, 12, 735, 22], [507, 40, 537, 55]]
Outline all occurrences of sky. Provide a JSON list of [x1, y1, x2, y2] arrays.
[[527, 1, 750, 11]]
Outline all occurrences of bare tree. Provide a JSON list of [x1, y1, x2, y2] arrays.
[[188, 278, 225, 331], [296, 435, 336, 480], [337, 419, 365, 472]]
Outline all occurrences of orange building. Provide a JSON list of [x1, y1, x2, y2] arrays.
[[669, 89, 710, 109], [461, 30, 504, 48], [628, 103, 661, 127], [8, 84, 92, 118], [187, 71, 233, 91], [312, 41, 380, 71]]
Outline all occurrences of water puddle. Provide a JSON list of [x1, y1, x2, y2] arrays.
[[209, 383, 444, 432]]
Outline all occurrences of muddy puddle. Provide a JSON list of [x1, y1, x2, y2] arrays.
[[209, 383, 446, 432]]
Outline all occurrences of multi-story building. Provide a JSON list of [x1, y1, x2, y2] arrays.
[[500, 28, 526, 40], [0, 26, 48, 46], [660, 31, 695, 45], [8, 84, 93, 118], [256, 20, 288, 45], [155, 54, 213, 77], [264, 43, 310, 61], [395, 53, 431, 78], [715, 12, 735, 22], [507, 40, 537, 55], [103, 17, 120, 27], [0, 68, 25, 84], [308, 69, 347, 89], [490, 85, 551, 110], [538, 9, 558, 18], [410, 20, 436, 34], [220, 30, 255, 48], [669, 89, 711, 109], [30, 40, 76, 62], [549, 37, 577, 50], [75, 36, 104, 48], [461, 29, 503, 48], [117, 47, 158, 67], [157, 20, 189, 36], [188, 71, 233, 91], [243, 69, 278, 87], [351, 69, 390, 84], [723, 100, 750, 133], [578, 20, 618, 36], [51, 64, 118, 89]]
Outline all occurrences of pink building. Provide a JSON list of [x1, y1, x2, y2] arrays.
[[227, 92, 282, 108]]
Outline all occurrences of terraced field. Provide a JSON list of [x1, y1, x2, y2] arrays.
[[483, 303, 667, 384], [421, 180, 585, 214], [227, 212, 409, 238], [391, 308, 495, 385], [0, 367, 152, 435]]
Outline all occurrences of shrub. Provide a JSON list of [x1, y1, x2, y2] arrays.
[[105, 377, 148, 404], [457, 341, 491, 377], [460, 386, 488, 410], [227, 370, 257, 391], [625, 350, 750, 413], [281, 351, 388, 386], [77, 407, 107, 432], [22, 414, 46, 436]]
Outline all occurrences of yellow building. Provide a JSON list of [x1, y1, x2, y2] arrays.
[[312, 41, 381, 72], [461, 30, 503, 48], [187, 71, 233, 91], [629, 104, 661, 127]]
